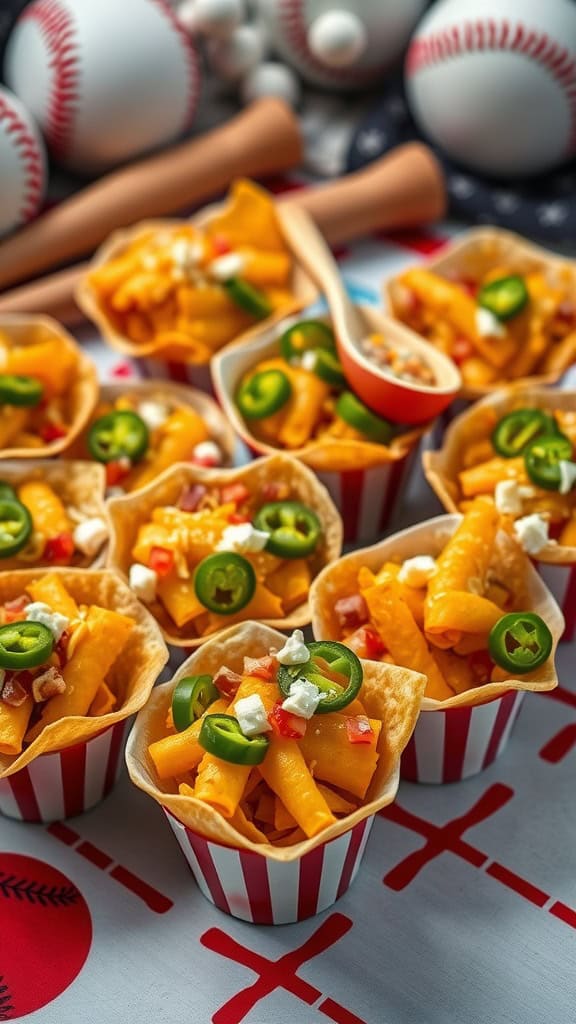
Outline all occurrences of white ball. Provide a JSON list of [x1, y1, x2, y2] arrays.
[[242, 60, 300, 107], [4, 0, 201, 174], [406, 0, 576, 178], [255, 0, 428, 90], [208, 24, 265, 79], [179, 0, 244, 38], [0, 86, 46, 238], [308, 11, 367, 68]]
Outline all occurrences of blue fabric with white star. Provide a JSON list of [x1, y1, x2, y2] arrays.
[[346, 80, 576, 243]]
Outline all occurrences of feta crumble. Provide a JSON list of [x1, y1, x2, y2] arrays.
[[138, 400, 170, 431], [216, 522, 269, 554], [513, 514, 551, 555], [235, 694, 271, 736], [209, 252, 245, 281], [129, 563, 158, 603], [559, 460, 576, 496], [398, 555, 437, 588], [282, 678, 321, 719], [276, 629, 310, 666], [475, 307, 506, 338], [25, 602, 70, 642], [73, 517, 108, 557]]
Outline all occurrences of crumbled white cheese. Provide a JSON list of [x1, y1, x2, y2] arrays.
[[476, 307, 506, 338], [25, 602, 69, 642], [398, 555, 437, 588], [73, 517, 108, 557], [282, 678, 321, 719], [137, 400, 170, 431], [513, 514, 551, 555], [106, 486, 126, 499], [216, 522, 269, 554], [301, 350, 318, 372], [276, 629, 310, 666], [192, 440, 223, 466], [495, 479, 524, 516], [235, 694, 271, 737], [171, 238, 203, 270], [209, 252, 245, 281], [559, 460, 576, 496], [129, 563, 158, 603]]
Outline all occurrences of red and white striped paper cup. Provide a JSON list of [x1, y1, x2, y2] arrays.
[[138, 356, 214, 395], [534, 562, 576, 644], [0, 719, 131, 823], [401, 690, 525, 784], [165, 810, 374, 924]]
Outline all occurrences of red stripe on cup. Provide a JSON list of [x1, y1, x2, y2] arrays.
[[443, 706, 473, 782], [399, 732, 418, 782], [104, 720, 128, 795], [336, 818, 368, 899], [562, 566, 576, 642], [298, 843, 325, 921], [534, 562, 575, 642], [8, 766, 41, 821], [186, 831, 231, 914], [481, 691, 519, 770], [340, 470, 364, 542], [60, 742, 87, 818], [239, 849, 274, 925]]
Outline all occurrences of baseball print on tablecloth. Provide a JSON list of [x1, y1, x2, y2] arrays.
[[0, 85, 46, 238], [4, 0, 201, 173], [0, 854, 92, 1020]]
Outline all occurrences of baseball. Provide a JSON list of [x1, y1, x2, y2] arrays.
[[255, 0, 428, 90], [0, 85, 46, 239], [4, 0, 201, 174], [406, 0, 576, 179], [178, 0, 245, 38], [207, 23, 266, 79], [242, 60, 300, 107]]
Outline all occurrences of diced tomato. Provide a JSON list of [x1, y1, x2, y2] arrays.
[[243, 655, 277, 681], [40, 421, 67, 443], [105, 459, 131, 487], [148, 546, 175, 576], [346, 715, 375, 744], [456, 276, 478, 298], [345, 626, 386, 661], [268, 702, 307, 739], [44, 532, 75, 565], [469, 649, 494, 684], [211, 234, 231, 256], [1, 675, 28, 707], [221, 483, 250, 507], [334, 594, 369, 631], [178, 484, 207, 512], [452, 337, 474, 365], [260, 481, 290, 503], [213, 665, 243, 699], [228, 513, 251, 525], [2, 595, 29, 623]]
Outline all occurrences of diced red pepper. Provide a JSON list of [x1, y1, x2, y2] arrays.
[[191, 453, 219, 468], [213, 665, 243, 699], [228, 513, 251, 525], [44, 532, 75, 565], [260, 481, 290, 503], [345, 626, 386, 661], [456, 276, 478, 298], [268, 702, 307, 739], [211, 234, 231, 256], [469, 649, 494, 684], [346, 715, 375, 744], [334, 594, 369, 631], [221, 483, 250, 507], [243, 655, 277, 681], [2, 595, 29, 623], [148, 546, 175, 577], [452, 337, 474, 365], [105, 459, 131, 487], [40, 421, 67, 444], [178, 484, 207, 512]]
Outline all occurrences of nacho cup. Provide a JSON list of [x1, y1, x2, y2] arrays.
[[0, 459, 108, 570], [0, 314, 98, 458], [212, 309, 427, 543], [126, 621, 425, 923], [107, 454, 343, 649], [76, 201, 318, 388], [424, 386, 576, 640], [384, 227, 576, 400], [0, 568, 168, 820], [310, 514, 563, 784]]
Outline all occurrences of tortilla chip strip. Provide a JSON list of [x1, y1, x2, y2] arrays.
[[298, 713, 381, 800], [26, 574, 80, 619], [149, 698, 228, 779], [259, 737, 336, 839], [0, 696, 34, 756]]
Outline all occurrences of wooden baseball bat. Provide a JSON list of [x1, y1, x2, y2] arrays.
[[0, 142, 446, 325], [0, 97, 303, 291]]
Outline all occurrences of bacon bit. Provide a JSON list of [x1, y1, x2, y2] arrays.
[[40, 421, 67, 444], [148, 546, 175, 577], [346, 715, 375, 744], [44, 532, 75, 565], [334, 594, 369, 631], [260, 481, 291, 503], [452, 337, 474, 365], [105, 459, 131, 487], [268, 702, 306, 739], [32, 666, 66, 703], [213, 665, 243, 699], [178, 484, 207, 512], [211, 234, 231, 256], [243, 655, 277, 681], [228, 513, 251, 525], [55, 630, 71, 666], [345, 626, 386, 661], [469, 649, 494, 685], [221, 483, 250, 507], [1, 676, 28, 707], [2, 595, 28, 623]]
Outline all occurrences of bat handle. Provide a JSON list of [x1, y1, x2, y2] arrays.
[[288, 143, 446, 246]]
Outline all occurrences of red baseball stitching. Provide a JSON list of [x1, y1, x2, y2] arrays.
[[407, 18, 576, 154], [21, 0, 79, 158], [0, 95, 44, 224], [148, 0, 200, 131], [278, 0, 391, 86]]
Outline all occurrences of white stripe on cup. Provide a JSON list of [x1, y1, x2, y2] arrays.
[[497, 692, 525, 756], [0, 778, 23, 819], [84, 727, 113, 811], [267, 856, 300, 924], [414, 711, 446, 783], [208, 842, 252, 922], [165, 815, 214, 904], [461, 700, 501, 779], [537, 563, 569, 607], [350, 817, 374, 886], [316, 471, 341, 516], [316, 831, 352, 914], [30, 751, 65, 822]]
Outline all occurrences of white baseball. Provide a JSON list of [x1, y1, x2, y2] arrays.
[[208, 24, 266, 80], [0, 86, 46, 239], [179, 0, 244, 38], [4, 0, 201, 174], [406, 0, 576, 179], [242, 60, 300, 108], [255, 0, 428, 90]]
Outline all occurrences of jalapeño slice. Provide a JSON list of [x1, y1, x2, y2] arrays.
[[488, 612, 552, 675], [524, 433, 573, 491], [336, 391, 393, 445], [0, 621, 54, 670], [492, 408, 558, 458], [88, 410, 149, 464], [253, 501, 321, 558], [0, 374, 44, 407], [236, 369, 291, 419], [199, 713, 269, 765], [194, 553, 256, 615], [172, 674, 219, 731], [0, 499, 32, 558], [224, 278, 272, 319], [280, 320, 336, 362], [478, 275, 529, 321], [278, 640, 362, 714]]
